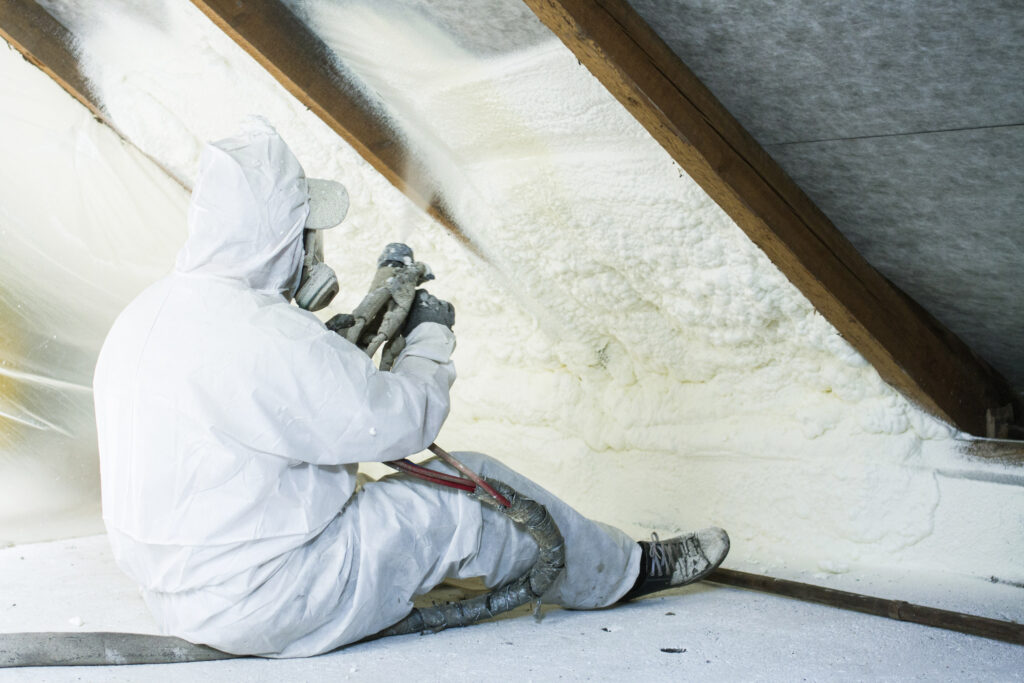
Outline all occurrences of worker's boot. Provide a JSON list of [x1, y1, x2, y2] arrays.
[[620, 528, 730, 601]]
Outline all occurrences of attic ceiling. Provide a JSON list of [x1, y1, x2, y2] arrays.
[[627, 0, 1024, 396], [1, 0, 1020, 438]]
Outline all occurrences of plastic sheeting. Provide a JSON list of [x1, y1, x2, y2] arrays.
[[0, 45, 188, 543]]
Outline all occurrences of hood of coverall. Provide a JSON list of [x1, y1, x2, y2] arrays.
[[175, 120, 310, 298]]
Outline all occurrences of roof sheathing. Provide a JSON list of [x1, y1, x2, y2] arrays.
[[521, 0, 1021, 437]]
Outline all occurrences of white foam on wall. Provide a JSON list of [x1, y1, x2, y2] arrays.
[[5, 0, 1020, 602]]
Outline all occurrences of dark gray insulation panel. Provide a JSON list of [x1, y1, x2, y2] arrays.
[[628, 0, 1024, 142], [628, 0, 1024, 394]]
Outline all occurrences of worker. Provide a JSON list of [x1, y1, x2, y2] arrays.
[[93, 118, 729, 658]]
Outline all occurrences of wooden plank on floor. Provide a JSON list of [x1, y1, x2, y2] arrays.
[[0, 0, 102, 119], [963, 439, 1024, 465], [187, 0, 473, 251], [521, 0, 1020, 437], [707, 569, 1024, 645]]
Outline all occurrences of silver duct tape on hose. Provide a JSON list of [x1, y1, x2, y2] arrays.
[[378, 478, 566, 637], [0, 632, 235, 668]]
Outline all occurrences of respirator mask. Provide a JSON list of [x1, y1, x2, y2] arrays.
[[295, 229, 339, 311], [294, 178, 349, 311]]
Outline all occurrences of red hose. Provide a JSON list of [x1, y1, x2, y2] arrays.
[[385, 459, 476, 493], [385, 448, 512, 507], [427, 444, 511, 507]]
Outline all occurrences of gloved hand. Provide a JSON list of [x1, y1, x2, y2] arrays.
[[403, 289, 455, 335], [378, 242, 414, 269]]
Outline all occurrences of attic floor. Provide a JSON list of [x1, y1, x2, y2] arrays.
[[1, 536, 1021, 681]]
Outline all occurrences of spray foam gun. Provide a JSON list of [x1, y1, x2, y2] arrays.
[[325, 243, 510, 508]]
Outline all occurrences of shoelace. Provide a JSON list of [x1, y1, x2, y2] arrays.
[[648, 532, 710, 580], [648, 532, 677, 577]]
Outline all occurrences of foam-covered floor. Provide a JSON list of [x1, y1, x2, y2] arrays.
[[2, 537, 1021, 681]]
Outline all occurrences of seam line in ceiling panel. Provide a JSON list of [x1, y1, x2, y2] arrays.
[[766, 122, 1024, 148]]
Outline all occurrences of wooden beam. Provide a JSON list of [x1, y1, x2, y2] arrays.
[[0, 0, 188, 189], [187, 0, 474, 252], [4, 0, 471, 246], [708, 569, 1024, 645], [0, 0, 103, 120], [522, 0, 1020, 437], [963, 439, 1024, 465]]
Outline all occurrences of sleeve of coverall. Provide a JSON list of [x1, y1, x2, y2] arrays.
[[307, 321, 456, 465]]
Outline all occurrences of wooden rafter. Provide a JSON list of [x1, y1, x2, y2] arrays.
[[0, 0, 103, 120], [4, 0, 473, 246], [0, 0, 187, 188], [522, 0, 1020, 437], [187, 0, 474, 252]]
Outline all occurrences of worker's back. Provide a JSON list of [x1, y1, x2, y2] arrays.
[[93, 270, 361, 592]]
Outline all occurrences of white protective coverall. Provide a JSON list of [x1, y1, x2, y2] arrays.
[[93, 121, 640, 657]]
